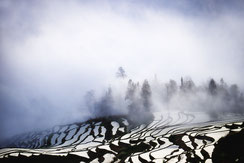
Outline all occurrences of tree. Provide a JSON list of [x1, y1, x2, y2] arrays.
[[220, 78, 225, 86], [229, 84, 240, 99], [166, 80, 177, 100], [180, 77, 195, 91], [125, 79, 139, 114], [94, 87, 114, 117], [116, 67, 127, 78], [180, 77, 184, 89], [209, 79, 217, 95], [126, 79, 153, 125], [125, 79, 136, 100], [141, 80, 151, 112]]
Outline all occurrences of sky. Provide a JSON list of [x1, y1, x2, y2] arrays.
[[0, 0, 244, 141]]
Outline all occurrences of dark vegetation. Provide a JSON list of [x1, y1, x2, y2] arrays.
[[125, 79, 154, 125], [85, 78, 155, 125], [212, 129, 244, 163], [85, 74, 244, 123], [116, 142, 151, 161]]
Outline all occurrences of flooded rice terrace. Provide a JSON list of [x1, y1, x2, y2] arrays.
[[1, 111, 244, 163]]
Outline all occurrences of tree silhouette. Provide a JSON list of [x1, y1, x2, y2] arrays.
[[94, 88, 114, 117], [141, 80, 152, 112], [209, 79, 217, 95], [166, 80, 177, 100], [116, 67, 127, 78], [179, 77, 195, 92]]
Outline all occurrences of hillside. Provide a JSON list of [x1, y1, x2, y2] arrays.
[[0, 112, 244, 162]]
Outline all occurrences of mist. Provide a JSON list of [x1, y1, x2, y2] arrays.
[[1, 0, 244, 141]]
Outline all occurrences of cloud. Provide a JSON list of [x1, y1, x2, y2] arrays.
[[0, 0, 244, 140]]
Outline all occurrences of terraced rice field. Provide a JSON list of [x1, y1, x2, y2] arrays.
[[1, 112, 244, 162]]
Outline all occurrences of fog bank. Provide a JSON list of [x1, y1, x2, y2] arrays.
[[0, 0, 244, 141]]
